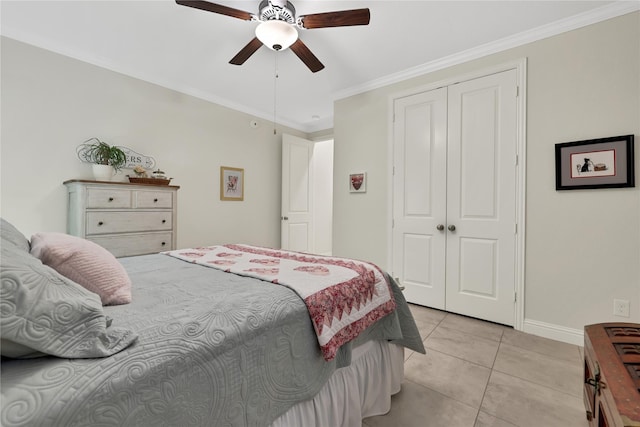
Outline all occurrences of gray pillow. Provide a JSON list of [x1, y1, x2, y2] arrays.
[[0, 243, 137, 359], [1, 218, 30, 252]]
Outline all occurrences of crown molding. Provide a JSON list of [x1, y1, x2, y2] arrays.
[[3, 1, 637, 134], [332, 1, 640, 103], [0, 28, 305, 132]]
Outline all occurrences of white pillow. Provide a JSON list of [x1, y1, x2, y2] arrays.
[[30, 232, 132, 305]]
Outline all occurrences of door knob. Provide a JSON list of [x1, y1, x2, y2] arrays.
[[448, 224, 456, 232], [436, 224, 445, 231]]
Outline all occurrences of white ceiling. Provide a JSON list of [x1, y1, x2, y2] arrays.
[[2, 1, 637, 133]]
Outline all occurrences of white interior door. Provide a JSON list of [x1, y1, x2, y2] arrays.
[[281, 134, 314, 252], [392, 88, 448, 309], [445, 70, 518, 325], [392, 69, 518, 326]]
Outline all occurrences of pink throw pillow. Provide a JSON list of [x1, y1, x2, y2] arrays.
[[30, 232, 132, 305]]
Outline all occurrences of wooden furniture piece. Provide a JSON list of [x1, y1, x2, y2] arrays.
[[584, 323, 640, 427], [64, 180, 179, 257]]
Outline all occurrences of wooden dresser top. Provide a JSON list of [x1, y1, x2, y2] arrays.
[[63, 179, 180, 189]]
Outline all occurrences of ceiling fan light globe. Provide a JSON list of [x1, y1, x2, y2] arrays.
[[255, 20, 298, 51]]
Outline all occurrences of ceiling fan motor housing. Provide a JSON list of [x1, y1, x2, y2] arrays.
[[258, 0, 296, 24]]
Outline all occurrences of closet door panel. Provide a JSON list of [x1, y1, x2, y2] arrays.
[[392, 88, 447, 309], [446, 69, 518, 326], [458, 237, 497, 297], [459, 88, 499, 219]]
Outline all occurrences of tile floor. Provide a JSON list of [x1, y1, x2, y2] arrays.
[[363, 304, 589, 427]]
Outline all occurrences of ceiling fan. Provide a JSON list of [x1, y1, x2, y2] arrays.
[[175, 0, 370, 73]]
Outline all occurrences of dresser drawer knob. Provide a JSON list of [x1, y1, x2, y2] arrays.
[[161, 242, 166, 246], [154, 198, 158, 202], [108, 197, 114, 202], [98, 221, 104, 226], [162, 219, 167, 224]]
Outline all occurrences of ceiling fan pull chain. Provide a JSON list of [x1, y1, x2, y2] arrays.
[[273, 52, 279, 135]]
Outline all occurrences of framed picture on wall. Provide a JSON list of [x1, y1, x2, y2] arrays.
[[220, 166, 244, 201], [349, 172, 366, 193], [555, 135, 634, 190]]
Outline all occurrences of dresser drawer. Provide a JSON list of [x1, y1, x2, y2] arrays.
[[86, 211, 172, 235], [65, 180, 179, 258], [89, 232, 173, 257], [86, 188, 132, 208], [136, 190, 173, 208]]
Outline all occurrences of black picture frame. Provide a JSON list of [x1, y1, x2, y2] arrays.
[[555, 135, 635, 190]]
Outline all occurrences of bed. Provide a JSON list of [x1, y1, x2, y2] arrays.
[[0, 218, 425, 426]]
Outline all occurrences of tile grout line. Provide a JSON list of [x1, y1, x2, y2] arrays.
[[419, 320, 501, 421], [490, 343, 584, 400], [489, 368, 585, 402], [472, 328, 507, 426], [422, 343, 496, 371], [399, 306, 587, 426], [403, 377, 481, 415]]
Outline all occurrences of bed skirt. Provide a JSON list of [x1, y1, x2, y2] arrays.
[[271, 340, 404, 427]]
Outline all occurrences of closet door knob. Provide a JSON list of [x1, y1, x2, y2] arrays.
[[436, 224, 445, 231], [448, 224, 456, 232]]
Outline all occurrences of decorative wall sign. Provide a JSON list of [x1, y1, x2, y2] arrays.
[[220, 166, 244, 201], [77, 144, 156, 169], [349, 172, 366, 193], [555, 135, 634, 190], [119, 147, 156, 169]]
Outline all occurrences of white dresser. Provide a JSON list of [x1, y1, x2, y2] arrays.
[[64, 180, 179, 257]]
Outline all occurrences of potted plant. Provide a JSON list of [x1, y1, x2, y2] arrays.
[[78, 138, 127, 181]]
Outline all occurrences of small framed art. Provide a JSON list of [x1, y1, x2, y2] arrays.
[[555, 135, 634, 190], [220, 166, 244, 201], [349, 172, 366, 193]]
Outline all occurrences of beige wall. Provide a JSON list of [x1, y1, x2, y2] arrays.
[[0, 37, 307, 248], [2, 12, 639, 342], [333, 12, 640, 339]]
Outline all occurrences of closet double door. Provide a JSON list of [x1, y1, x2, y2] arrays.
[[392, 70, 517, 326]]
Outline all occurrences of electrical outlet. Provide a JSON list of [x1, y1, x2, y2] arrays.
[[613, 299, 630, 317]]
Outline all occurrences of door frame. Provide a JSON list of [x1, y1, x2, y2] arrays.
[[281, 133, 315, 253], [387, 58, 527, 331], [281, 133, 335, 255]]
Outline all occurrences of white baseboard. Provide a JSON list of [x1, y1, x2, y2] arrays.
[[522, 318, 584, 347]]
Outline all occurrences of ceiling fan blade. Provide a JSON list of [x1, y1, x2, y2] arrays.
[[299, 8, 370, 29], [175, 0, 253, 21], [229, 37, 263, 65], [290, 39, 324, 73]]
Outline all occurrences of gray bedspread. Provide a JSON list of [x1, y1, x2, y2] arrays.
[[1, 254, 425, 427]]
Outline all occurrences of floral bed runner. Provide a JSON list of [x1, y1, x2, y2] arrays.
[[163, 244, 396, 360]]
